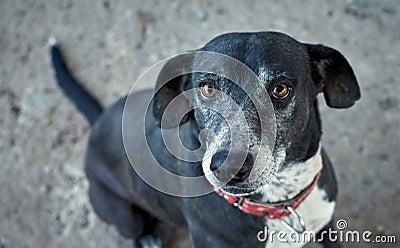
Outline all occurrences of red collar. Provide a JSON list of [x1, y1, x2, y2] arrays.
[[214, 172, 321, 220]]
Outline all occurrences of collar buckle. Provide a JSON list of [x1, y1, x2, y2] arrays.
[[233, 197, 244, 209]]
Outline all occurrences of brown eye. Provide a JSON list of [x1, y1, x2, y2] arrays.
[[200, 83, 216, 99], [272, 83, 290, 99]]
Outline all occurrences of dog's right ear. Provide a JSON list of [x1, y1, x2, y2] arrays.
[[153, 56, 193, 129], [306, 44, 361, 108]]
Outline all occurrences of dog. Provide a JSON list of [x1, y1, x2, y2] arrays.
[[51, 31, 360, 247]]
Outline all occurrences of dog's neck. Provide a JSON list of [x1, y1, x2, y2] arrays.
[[253, 146, 322, 203]]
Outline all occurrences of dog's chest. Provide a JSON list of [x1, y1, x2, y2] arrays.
[[263, 186, 335, 248]]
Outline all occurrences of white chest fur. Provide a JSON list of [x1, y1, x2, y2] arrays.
[[258, 147, 325, 202], [263, 187, 335, 247], [258, 147, 336, 247]]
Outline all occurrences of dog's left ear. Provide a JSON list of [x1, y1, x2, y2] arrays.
[[306, 44, 361, 108], [152, 55, 194, 128]]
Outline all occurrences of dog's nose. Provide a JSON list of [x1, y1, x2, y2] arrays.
[[210, 151, 253, 182]]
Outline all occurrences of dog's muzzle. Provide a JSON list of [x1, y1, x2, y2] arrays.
[[210, 151, 254, 183]]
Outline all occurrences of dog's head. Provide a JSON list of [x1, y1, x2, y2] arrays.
[[152, 32, 360, 195]]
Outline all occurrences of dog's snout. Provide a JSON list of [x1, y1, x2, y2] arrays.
[[210, 151, 253, 182]]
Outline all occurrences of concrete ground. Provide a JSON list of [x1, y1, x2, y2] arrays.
[[0, 0, 399, 247]]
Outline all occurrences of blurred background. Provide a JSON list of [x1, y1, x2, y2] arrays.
[[0, 0, 399, 247]]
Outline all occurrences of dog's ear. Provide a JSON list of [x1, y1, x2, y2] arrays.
[[306, 44, 361, 108], [153, 56, 193, 128]]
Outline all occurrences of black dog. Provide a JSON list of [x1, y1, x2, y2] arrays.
[[51, 31, 360, 247]]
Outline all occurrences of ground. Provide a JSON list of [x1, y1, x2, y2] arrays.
[[0, 0, 399, 247]]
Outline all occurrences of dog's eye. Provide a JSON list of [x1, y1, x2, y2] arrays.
[[272, 83, 290, 99], [200, 83, 216, 99]]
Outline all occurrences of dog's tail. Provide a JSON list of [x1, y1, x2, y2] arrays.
[[50, 37, 103, 126]]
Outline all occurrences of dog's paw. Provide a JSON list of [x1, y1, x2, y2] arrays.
[[134, 234, 162, 248]]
